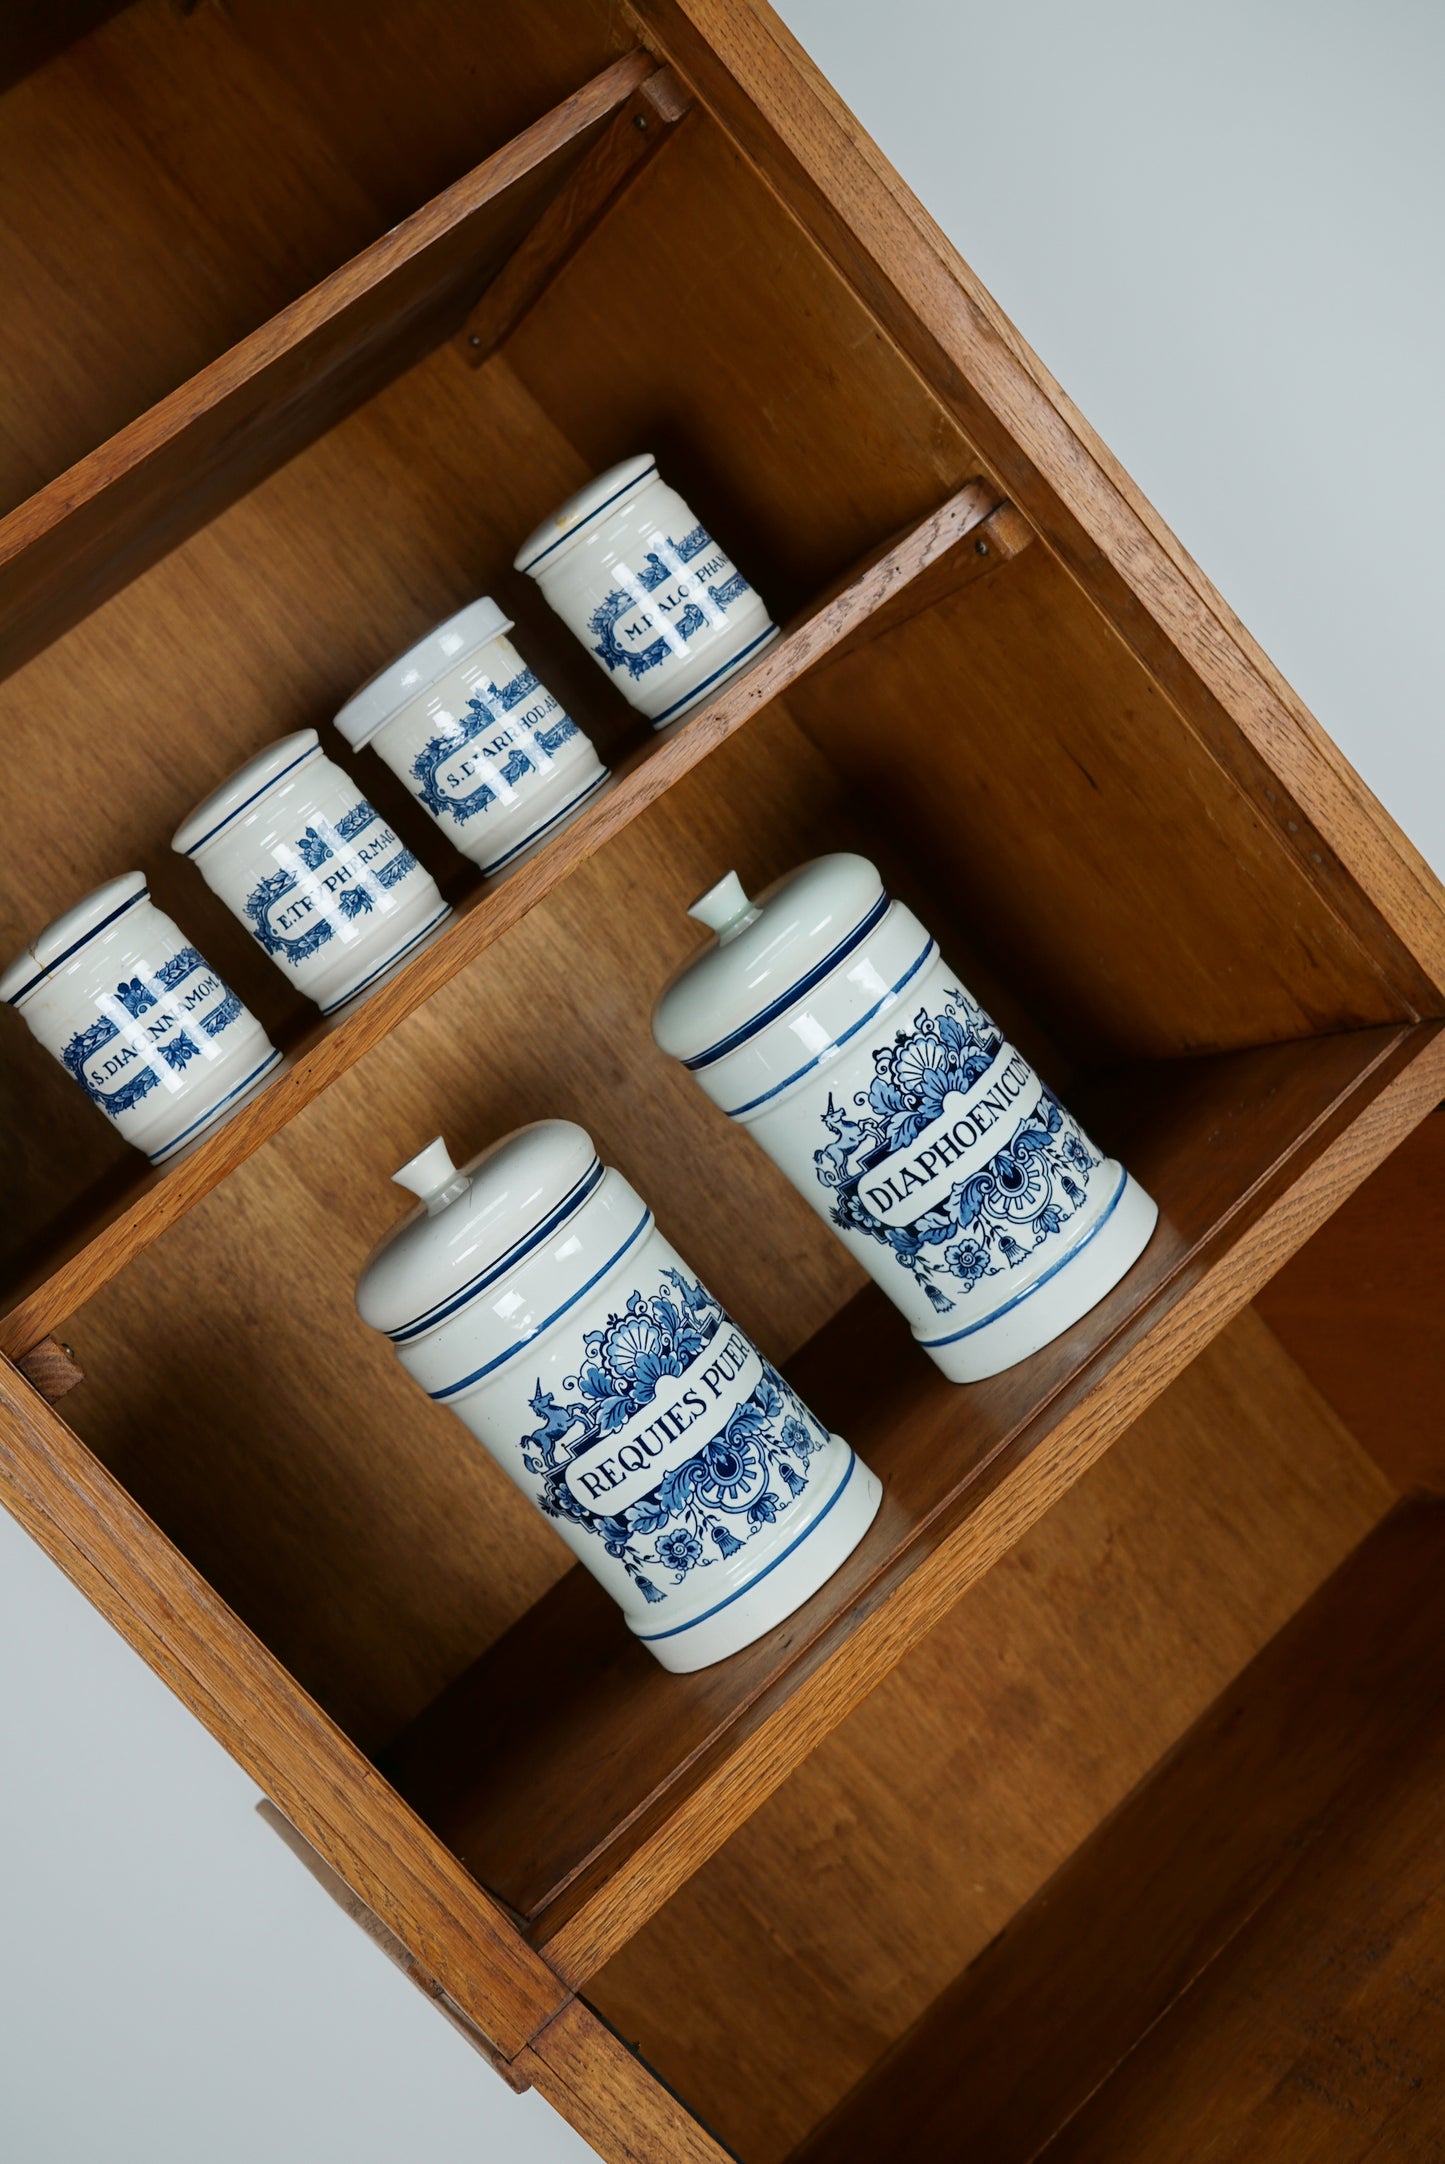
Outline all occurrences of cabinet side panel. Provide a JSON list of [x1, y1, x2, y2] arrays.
[[589, 1309, 1394, 2161], [1257, 1107, 1445, 1492]]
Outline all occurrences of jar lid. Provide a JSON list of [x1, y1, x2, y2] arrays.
[[355, 1119, 602, 1340], [172, 730, 322, 857], [513, 453, 657, 577], [652, 853, 888, 1069], [333, 597, 514, 751], [1, 871, 149, 1007]]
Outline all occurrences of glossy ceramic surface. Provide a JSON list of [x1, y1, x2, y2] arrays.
[[514, 455, 780, 728], [334, 599, 610, 878], [173, 731, 450, 1014], [356, 1122, 880, 1671], [654, 856, 1160, 1382], [1, 872, 279, 1162]]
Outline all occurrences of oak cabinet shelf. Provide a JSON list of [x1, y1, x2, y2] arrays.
[[383, 1021, 1444, 1984], [0, 474, 1006, 1359], [2, 3, 1443, 2159]]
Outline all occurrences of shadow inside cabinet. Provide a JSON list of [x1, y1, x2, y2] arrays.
[[33, 665, 1445, 2007], [0, 0, 626, 527], [380, 1017, 1436, 1964], [581, 1307, 1423, 2162], [0, 74, 989, 1334], [791, 1497, 1445, 2164]]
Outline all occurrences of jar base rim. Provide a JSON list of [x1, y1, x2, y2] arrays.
[[631, 1445, 881, 1672]]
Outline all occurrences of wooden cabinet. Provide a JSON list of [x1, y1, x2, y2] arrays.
[[2, 5, 1442, 2156]]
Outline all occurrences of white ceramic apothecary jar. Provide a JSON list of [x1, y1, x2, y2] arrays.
[[334, 598, 611, 879], [652, 855, 1159, 1384], [355, 1121, 881, 1672], [1, 872, 280, 1163], [513, 455, 780, 729], [172, 731, 450, 1015]]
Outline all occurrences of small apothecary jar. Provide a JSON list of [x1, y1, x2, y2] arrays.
[[355, 1121, 880, 1672], [653, 854, 1159, 1383], [1, 872, 279, 1163], [172, 731, 450, 1016], [514, 454, 780, 730], [334, 598, 611, 879]]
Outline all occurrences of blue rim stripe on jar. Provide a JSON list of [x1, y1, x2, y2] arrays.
[[649, 623, 781, 729], [720, 935, 936, 1119], [180, 740, 323, 856], [314, 901, 452, 1014], [428, 1208, 653, 1399], [916, 1165, 1130, 1349], [634, 1451, 857, 1642], [516, 461, 658, 575], [474, 770, 612, 877], [5, 886, 151, 1007], [147, 1049, 284, 1162], [687, 890, 893, 1073], [389, 1157, 605, 1343]]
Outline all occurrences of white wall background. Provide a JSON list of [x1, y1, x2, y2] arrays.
[[2, 5, 1440, 2160], [782, 0, 1445, 876]]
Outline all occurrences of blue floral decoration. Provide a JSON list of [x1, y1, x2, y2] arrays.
[[242, 806, 416, 962], [60, 949, 245, 1117], [410, 671, 580, 826], [814, 985, 1101, 1314], [518, 1268, 827, 1598], [587, 526, 751, 680]]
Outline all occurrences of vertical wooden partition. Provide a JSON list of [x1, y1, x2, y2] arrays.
[[1, 4, 1443, 2158]]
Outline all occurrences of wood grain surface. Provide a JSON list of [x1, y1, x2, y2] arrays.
[[3, 9, 1445, 2162], [518, 1998, 738, 2164], [15, 1335, 84, 1403], [0, 50, 655, 679], [51, 705, 878, 1755], [0, 0, 623, 510], [626, 0, 1445, 1015], [785, 534, 1409, 1062], [1040, 1729, 1445, 2158], [386, 1023, 1444, 1982], [0, 479, 997, 1361], [792, 1497, 1445, 2164], [459, 70, 693, 366], [0, 1354, 565, 2058], [1259, 1107, 1445, 1492], [600, 1312, 1396, 2163]]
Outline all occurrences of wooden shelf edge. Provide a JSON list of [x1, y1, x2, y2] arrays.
[[386, 1023, 1445, 1986], [0, 1353, 566, 2057], [625, 0, 1445, 1019], [0, 49, 657, 681], [790, 1496, 1445, 2164], [516, 1999, 737, 2164], [458, 67, 696, 367], [0, 476, 1004, 1361]]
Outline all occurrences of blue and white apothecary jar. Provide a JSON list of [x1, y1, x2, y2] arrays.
[[651, 854, 1159, 1384], [354, 1121, 881, 1672], [514, 455, 780, 729], [173, 731, 451, 1015], [1, 872, 280, 1162], [333, 598, 611, 879]]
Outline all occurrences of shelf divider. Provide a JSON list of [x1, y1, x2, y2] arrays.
[[791, 1495, 1445, 2164], [0, 49, 659, 683], [459, 67, 694, 367], [382, 1019, 1445, 1986], [0, 476, 1005, 1361]]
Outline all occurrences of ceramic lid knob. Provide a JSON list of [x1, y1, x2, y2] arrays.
[[356, 1119, 600, 1336], [392, 1136, 468, 1212], [651, 852, 886, 1063], [688, 871, 762, 944]]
